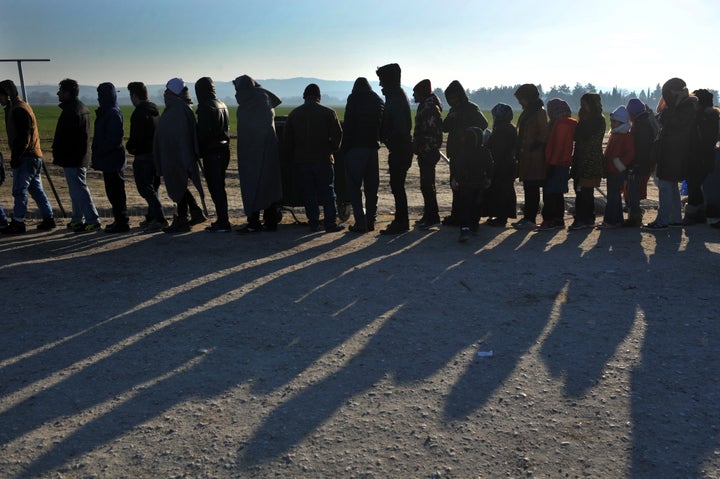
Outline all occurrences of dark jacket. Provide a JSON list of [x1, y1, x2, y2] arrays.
[[285, 99, 342, 163], [450, 127, 493, 190], [0, 79, 43, 167], [630, 112, 656, 175], [342, 77, 384, 151], [656, 94, 696, 181], [379, 86, 412, 151], [52, 97, 91, 168], [572, 93, 606, 187], [443, 81, 488, 159], [413, 93, 443, 155], [91, 82, 126, 172], [195, 77, 230, 158], [126, 100, 159, 156], [689, 105, 720, 178]]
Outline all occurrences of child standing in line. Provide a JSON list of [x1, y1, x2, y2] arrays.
[[539, 99, 577, 230], [599, 106, 634, 228], [484, 103, 518, 227]]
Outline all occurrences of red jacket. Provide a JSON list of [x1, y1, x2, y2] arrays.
[[545, 117, 578, 167], [604, 131, 635, 174]]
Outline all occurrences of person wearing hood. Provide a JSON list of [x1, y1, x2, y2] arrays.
[[342, 77, 384, 233], [644, 77, 696, 230], [92, 82, 128, 233], [539, 98, 577, 230], [484, 103, 518, 227], [0, 79, 56, 234], [441, 80, 489, 227], [154, 77, 207, 233], [0, 151, 7, 228], [52, 78, 101, 233], [600, 106, 634, 228], [195, 77, 231, 232], [684, 88, 719, 225], [284, 83, 344, 233], [233, 75, 283, 233], [512, 83, 549, 230], [624, 99, 659, 227], [412, 79, 443, 229], [126, 81, 166, 232], [376, 63, 412, 234], [569, 93, 605, 230]]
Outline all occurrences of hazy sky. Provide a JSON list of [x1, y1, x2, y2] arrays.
[[1, 0, 717, 93]]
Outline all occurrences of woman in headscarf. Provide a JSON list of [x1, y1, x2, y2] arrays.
[[484, 103, 517, 227]]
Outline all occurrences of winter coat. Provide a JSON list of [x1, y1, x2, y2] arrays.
[[413, 93, 443, 155], [91, 83, 126, 173], [285, 99, 342, 164], [572, 94, 606, 188], [688, 106, 720, 179], [451, 127, 493, 190], [485, 119, 518, 219], [0, 79, 43, 167], [443, 81, 488, 159], [379, 86, 412, 152], [630, 112, 656, 175], [342, 77, 384, 151], [126, 100, 159, 156], [52, 97, 91, 168], [655, 95, 696, 181], [516, 99, 549, 181], [234, 75, 283, 216], [195, 77, 230, 158], [604, 130, 634, 175], [545, 116, 577, 168], [154, 89, 200, 203]]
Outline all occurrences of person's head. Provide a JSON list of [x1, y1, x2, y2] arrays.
[[491, 103, 514, 126], [693, 89, 714, 109], [513, 83, 540, 109], [412, 79, 432, 103], [547, 98, 571, 123], [303, 83, 321, 102], [166, 77, 185, 96], [376, 63, 401, 88], [444, 80, 467, 108], [97, 82, 118, 109], [0, 79, 19, 107], [610, 105, 630, 130], [127, 81, 148, 106], [195, 76, 216, 102], [579, 92, 603, 118], [626, 98, 646, 120], [661, 77, 687, 106], [57, 78, 79, 103]]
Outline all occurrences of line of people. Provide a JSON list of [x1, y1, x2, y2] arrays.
[[1, 71, 718, 241]]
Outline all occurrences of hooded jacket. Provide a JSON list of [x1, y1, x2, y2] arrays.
[[91, 82, 126, 172], [450, 127, 493, 190], [514, 84, 548, 181], [195, 77, 230, 158], [376, 64, 412, 151], [545, 99, 577, 168], [656, 79, 696, 181], [413, 92, 443, 155], [126, 100, 159, 156], [342, 77, 384, 151], [153, 88, 200, 202], [52, 96, 91, 168], [443, 81, 488, 159], [0, 79, 43, 167], [234, 75, 283, 215]]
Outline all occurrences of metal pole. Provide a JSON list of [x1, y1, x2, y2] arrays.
[[16, 60, 26, 101]]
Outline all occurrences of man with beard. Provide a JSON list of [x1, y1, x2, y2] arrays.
[[442, 80, 488, 227], [376, 63, 412, 235]]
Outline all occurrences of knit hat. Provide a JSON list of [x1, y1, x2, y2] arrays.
[[610, 106, 630, 124], [413, 79, 432, 98], [693, 89, 714, 108], [547, 98, 571, 121], [661, 77, 687, 104], [626, 98, 646, 118], [491, 103, 513, 125], [166, 77, 185, 95], [303, 83, 321, 100], [376, 63, 401, 87]]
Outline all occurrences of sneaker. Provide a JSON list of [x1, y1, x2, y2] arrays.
[[597, 222, 620, 230], [379, 221, 409, 235], [163, 215, 190, 233], [205, 221, 233, 232], [143, 219, 168, 233], [188, 210, 208, 226], [236, 224, 263, 234], [348, 223, 368, 233], [642, 221, 668, 230], [485, 218, 507, 227], [37, 217, 57, 231], [1, 219, 26, 234], [568, 220, 594, 231], [622, 218, 642, 228], [105, 221, 131, 234], [75, 222, 102, 233], [66, 220, 82, 230], [366, 219, 375, 232], [418, 217, 441, 230], [414, 216, 427, 226], [537, 220, 561, 231], [512, 218, 537, 230], [325, 223, 345, 233], [458, 227, 471, 243], [138, 215, 152, 228]]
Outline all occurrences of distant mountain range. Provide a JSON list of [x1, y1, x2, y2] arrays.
[[23, 78, 413, 106]]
